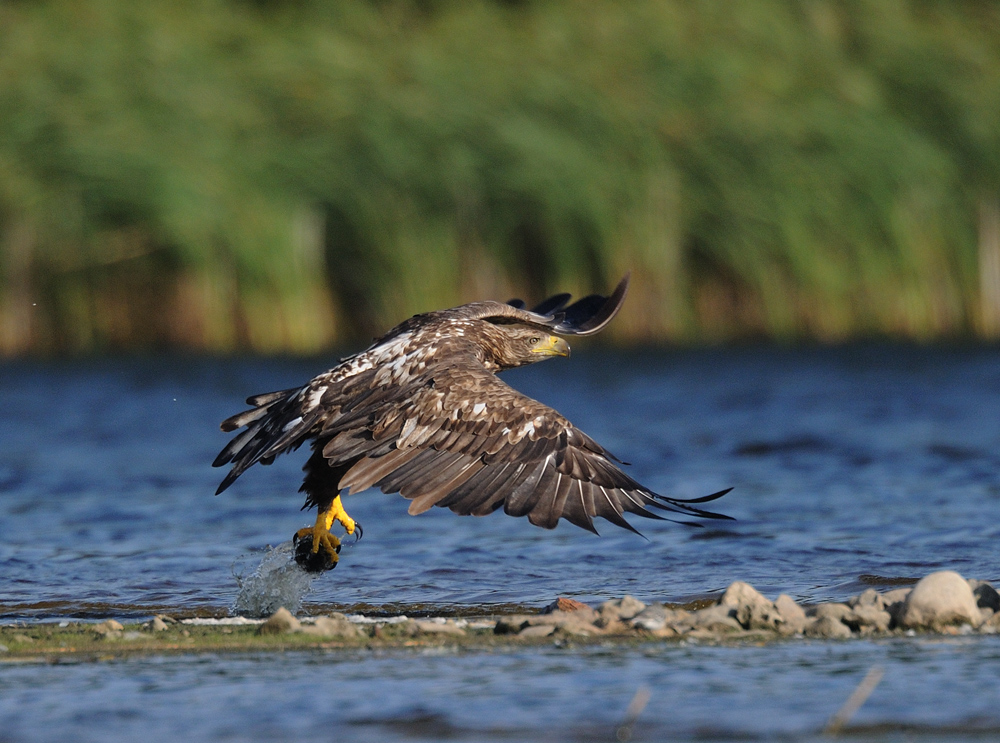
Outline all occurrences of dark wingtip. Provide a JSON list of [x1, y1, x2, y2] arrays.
[[215, 471, 237, 495], [530, 292, 572, 316], [646, 486, 734, 520], [553, 273, 630, 336], [674, 486, 734, 504]]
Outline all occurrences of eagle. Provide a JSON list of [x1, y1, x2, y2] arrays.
[[213, 275, 731, 572]]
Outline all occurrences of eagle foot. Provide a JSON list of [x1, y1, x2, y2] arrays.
[[293, 527, 341, 573]]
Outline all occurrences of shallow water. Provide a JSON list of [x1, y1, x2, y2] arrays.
[[3, 345, 1000, 740], [3, 639, 1000, 742], [3, 345, 999, 616]]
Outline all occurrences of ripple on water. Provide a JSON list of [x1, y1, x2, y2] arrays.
[[2, 348, 1000, 614]]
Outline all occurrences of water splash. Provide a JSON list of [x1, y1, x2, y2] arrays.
[[231, 542, 315, 617]]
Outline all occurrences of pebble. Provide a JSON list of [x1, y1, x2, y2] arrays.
[[686, 604, 743, 633], [849, 588, 886, 611], [898, 571, 982, 630], [543, 597, 591, 613], [93, 620, 124, 638], [629, 604, 670, 632], [598, 595, 647, 623], [257, 607, 301, 635], [809, 603, 852, 622], [848, 605, 891, 634], [489, 571, 1000, 642], [494, 616, 531, 635], [719, 582, 783, 630], [805, 615, 852, 639], [970, 580, 1000, 612], [27, 571, 999, 650], [301, 614, 359, 638], [774, 594, 807, 635], [404, 619, 465, 637]]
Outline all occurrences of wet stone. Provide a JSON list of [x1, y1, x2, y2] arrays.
[[405, 619, 465, 636], [809, 603, 853, 622], [146, 617, 169, 632], [847, 605, 891, 634], [554, 620, 597, 637], [257, 607, 300, 635], [881, 587, 912, 605], [805, 615, 852, 639], [93, 620, 124, 638], [543, 597, 591, 614], [526, 609, 599, 629], [494, 616, 531, 635], [629, 604, 670, 632], [719, 581, 783, 631], [774, 595, 807, 635], [686, 605, 743, 634], [880, 588, 912, 627], [301, 614, 358, 638], [898, 571, 982, 630], [969, 580, 1000, 612], [980, 611, 1000, 633], [597, 596, 646, 624], [849, 588, 886, 611]]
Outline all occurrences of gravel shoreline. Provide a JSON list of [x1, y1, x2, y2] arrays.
[[3, 570, 997, 660]]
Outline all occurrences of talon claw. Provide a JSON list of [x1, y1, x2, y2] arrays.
[[354, 522, 363, 542]]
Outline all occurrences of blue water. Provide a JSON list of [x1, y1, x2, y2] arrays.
[[3, 345, 1000, 740], [2, 639, 999, 742]]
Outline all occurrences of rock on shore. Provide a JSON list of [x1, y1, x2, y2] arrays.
[[247, 569, 999, 645], [493, 569, 1000, 641]]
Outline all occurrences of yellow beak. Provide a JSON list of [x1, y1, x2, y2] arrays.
[[531, 335, 571, 358]]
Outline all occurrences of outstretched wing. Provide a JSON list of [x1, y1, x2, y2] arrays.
[[320, 360, 731, 533]]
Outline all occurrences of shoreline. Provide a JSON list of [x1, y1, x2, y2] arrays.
[[2, 570, 997, 662]]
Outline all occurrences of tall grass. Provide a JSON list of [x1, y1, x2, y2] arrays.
[[0, 0, 998, 353]]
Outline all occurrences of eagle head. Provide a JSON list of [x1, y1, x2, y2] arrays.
[[482, 323, 570, 370]]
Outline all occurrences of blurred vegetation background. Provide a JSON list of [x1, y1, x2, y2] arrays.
[[1, 0, 999, 354]]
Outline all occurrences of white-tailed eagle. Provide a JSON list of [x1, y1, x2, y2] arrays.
[[214, 275, 731, 571]]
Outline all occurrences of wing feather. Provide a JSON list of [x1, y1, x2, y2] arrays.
[[335, 361, 730, 532]]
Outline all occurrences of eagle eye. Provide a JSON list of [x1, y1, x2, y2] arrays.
[[529, 337, 539, 344]]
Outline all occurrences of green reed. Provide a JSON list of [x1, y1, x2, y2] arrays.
[[0, 0, 998, 353]]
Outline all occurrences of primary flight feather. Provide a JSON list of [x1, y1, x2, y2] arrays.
[[214, 275, 731, 572]]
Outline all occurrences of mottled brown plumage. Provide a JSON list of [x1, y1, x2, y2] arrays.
[[213, 275, 730, 570]]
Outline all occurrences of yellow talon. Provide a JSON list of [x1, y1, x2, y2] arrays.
[[326, 494, 357, 536], [292, 495, 359, 573]]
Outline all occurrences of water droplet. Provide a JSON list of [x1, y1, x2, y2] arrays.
[[230, 542, 315, 618]]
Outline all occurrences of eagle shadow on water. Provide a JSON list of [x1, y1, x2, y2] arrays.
[[213, 274, 732, 572]]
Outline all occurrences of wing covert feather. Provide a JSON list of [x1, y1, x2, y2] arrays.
[[319, 360, 730, 531]]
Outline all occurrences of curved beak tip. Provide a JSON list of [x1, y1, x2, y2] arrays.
[[531, 335, 571, 358]]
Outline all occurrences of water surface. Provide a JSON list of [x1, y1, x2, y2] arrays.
[[2, 345, 998, 616], [2, 346, 1000, 741]]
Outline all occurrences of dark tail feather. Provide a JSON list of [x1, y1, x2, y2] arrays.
[[213, 386, 313, 493]]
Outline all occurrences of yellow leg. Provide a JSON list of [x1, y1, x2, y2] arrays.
[[326, 494, 357, 536], [292, 495, 360, 572]]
